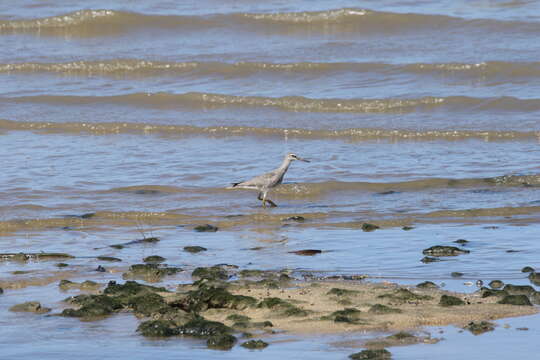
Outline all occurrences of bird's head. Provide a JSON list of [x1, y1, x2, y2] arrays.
[[286, 153, 310, 162]]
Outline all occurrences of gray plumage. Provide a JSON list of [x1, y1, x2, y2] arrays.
[[229, 153, 310, 207]]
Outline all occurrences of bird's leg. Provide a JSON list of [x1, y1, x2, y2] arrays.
[[261, 191, 277, 207]]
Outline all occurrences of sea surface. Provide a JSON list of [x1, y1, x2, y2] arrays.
[[1, 1, 539, 359]]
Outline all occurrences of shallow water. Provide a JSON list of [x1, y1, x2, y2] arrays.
[[1, 0, 539, 358]]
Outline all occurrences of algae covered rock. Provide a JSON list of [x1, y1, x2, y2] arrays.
[[361, 223, 380, 232], [498, 295, 532, 306], [257, 297, 309, 317], [207, 334, 237, 350], [327, 288, 359, 296], [503, 284, 535, 296], [123, 263, 181, 282], [182, 286, 257, 312], [528, 272, 540, 286], [349, 349, 392, 360], [439, 295, 465, 307], [62, 294, 122, 318], [143, 255, 166, 264], [9, 301, 51, 314], [368, 304, 402, 314], [464, 321, 495, 335], [178, 318, 233, 338], [521, 266, 534, 273], [378, 288, 432, 302], [241, 339, 269, 349], [417, 281, 438, 289], [137, 319, 179, 337], [489, 280, 504, 289], [192, 266, 229, 281], [127, 292, 167, 316], [323, 308, 363, 324], [184, 246, 207, 253], [194, 224, 218, 232], [422, 246, 469, 257], [96, 256, 122, 262]]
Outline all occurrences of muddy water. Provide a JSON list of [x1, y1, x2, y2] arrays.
[[1, 0, 539, 358]]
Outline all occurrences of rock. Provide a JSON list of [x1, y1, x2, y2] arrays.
[[181, 286, 257, 313], [0, 287, 3, 295], [478, 287, 508, 298], [123, 263, 181, 282], [59, 280, 100, 291], [178, 318, 233, 338], [95, 265, 106, 272], [349, 349, 392, 360], [9, 301, 51, 314], [422, 246, 470, 256], [0, 252, 74, 261], [421, 256, 440, 263], [227, 314, 251, 322], [96, 256, 122, 262], [327, 288, 359, 296], [282, 216, 305, 222], [110, 237, 160, 249], [528, 272, 540, 286], [257, 297, 308, 317], [521, 266, 534, 273], [368, 304, 402, 314], [194, 224, 218, 232], [417, 281, 439, 289], [241, 339, 269, 349], [207, 334, 237, 350], [498, 295, 532, 306], [137, 320, 179, 337], [192, 266, 229, 281], [529, 292, 540, 305], [323, 308, 363, 323], [451, 272, 464, 278], [361, 223, 379, 232], [103, 280, 167, 297], [184, 246, 207, 253], [378, 288, 432, 302], [128, 292, 167, 316], [489, 280, 504, 289], [464, 321, 495, 335], [503, 284, 535, 296], [454, 239, 469, 245], [143, 255, 166, 264], [288, 249, 322, 256], [402, 226, 414, 231], [62, 294, 122, 318], [56, 263, 69, 268], [439, 295, 464, 307]]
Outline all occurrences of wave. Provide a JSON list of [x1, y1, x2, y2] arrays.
[[4, 92, 540, 114], [2, 60, 540, 80], [1, 8, 538, 37], [1, 119, 537, 141]]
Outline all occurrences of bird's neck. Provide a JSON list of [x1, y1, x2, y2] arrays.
[[277, 157, 292, 174]]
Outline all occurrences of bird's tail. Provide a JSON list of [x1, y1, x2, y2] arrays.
[[226, 182, 240, 189]]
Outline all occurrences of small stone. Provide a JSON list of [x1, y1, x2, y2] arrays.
[[361, 223, 379, 232], [184, 246, 207, 253], [516, 327, 529, 331], [96, 256, 122, 262], [0, 288, 3, 295], [241, 339, 269, 349], [56, 263, 69, 268], [451, 272, 464, 278], [143, 255, 166, 264], [194, 224, 218, 232], [288, 249, 322, 256], [349, 349, 392, 360], [489, 280, 504, 289], [498, 295, 532, 306], [95, 265, 106, 272], [439, 295, 464, 307], [402, 226, 414, 231], [454, 239, 469, 245], [421, 256, 440, 263], [521, 266, 535, 273]]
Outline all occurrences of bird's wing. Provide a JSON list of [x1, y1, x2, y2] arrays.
[[231, 170, 278, 188]]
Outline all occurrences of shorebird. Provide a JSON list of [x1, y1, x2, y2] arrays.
[[229, 153, 310, 208]]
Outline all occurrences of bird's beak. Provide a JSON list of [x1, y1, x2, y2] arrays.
[[298, 157, 310, 163]]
